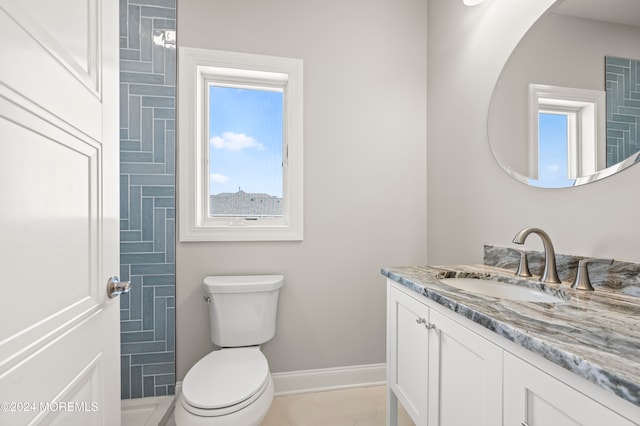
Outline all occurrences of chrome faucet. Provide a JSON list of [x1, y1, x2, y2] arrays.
[[512, 227, 561, 284]]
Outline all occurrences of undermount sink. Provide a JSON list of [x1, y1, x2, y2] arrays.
[[439, 277, 565, 303]]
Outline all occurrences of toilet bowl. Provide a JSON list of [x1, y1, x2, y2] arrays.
[[174, 347, 274, 426], [175, 275, 283, 426]]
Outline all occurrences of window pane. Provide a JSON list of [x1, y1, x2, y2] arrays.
[[208, 85, 283, 217], [533, 113, 575, 188]]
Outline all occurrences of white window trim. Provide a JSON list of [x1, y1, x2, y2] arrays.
[[528, 84, 605, 180], [178, 47, 303, 241]]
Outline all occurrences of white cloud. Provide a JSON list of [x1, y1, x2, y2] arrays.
[[210, 131, 264, 151], [211, 173, 230, 183], [546, 164, 559, 172]]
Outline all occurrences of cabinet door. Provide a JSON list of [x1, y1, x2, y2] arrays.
[[504, 352, 636, 426], [388, 285, 431, 425], [428, 308, 503, 426]]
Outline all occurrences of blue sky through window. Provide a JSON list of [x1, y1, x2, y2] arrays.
[[208, 85, 283, 197], [530, 112, 575, 188]]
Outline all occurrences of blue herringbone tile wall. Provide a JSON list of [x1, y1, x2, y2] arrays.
[[605, 56, 640, 167], [119, 0, 176, 399]]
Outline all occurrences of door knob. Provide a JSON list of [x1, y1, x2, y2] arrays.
[[107, 276, 131, 298]]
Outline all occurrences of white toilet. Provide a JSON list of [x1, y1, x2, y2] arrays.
[[174, 275, 283, 426]]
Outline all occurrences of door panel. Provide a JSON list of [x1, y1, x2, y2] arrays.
[[17, 0, 98, 82], [0, 0, 102, 138], [429, 309, 503, 426], [1, 313, 104, 424], [504, 352, 635, 426], [0, 103, 98, 341], [526, 391, 580, 426], [389, 286, 430, 425]]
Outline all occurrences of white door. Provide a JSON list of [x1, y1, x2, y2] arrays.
[[0, 0, 120, 425]]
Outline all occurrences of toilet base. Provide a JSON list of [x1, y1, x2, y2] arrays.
[[174, 375, 274, 426]]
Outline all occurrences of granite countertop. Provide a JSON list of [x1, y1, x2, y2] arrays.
[[381, 264, 640, 408]]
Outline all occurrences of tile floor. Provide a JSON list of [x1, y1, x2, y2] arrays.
[[261, 385, 414, 426], [165, 385, 414, 426]]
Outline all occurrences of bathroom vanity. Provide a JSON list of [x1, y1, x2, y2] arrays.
[[383, 262, 640, 426]]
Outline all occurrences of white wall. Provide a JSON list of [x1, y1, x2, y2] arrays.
[[427, 0, 640, 264], [176, 0, 427, 379]]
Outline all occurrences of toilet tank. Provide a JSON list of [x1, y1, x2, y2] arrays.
[[203, 275, 283, 347]]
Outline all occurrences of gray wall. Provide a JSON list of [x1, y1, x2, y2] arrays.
[[119, 0, 176, 399], [176, 0, 427, 379], [427, 0, 640, 265]]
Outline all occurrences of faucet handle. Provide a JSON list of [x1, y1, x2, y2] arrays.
[[571, 258, 614, 291], [511, 248, 532, 278]]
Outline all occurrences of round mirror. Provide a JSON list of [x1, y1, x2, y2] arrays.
[[488, 0, 640, 188]]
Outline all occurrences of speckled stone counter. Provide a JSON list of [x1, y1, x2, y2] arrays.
[[381, 263, 640, 408]]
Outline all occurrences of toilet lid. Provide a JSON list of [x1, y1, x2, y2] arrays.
[[182, 348, 269, 410]]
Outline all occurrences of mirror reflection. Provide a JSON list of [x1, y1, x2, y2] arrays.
[[488, 0, 640, 188]]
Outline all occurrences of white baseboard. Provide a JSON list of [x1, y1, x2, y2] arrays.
[[173, 363, 386, 400], [271, 363, 386, 396]]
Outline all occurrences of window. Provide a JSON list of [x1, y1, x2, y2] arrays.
[[179, 48, 303, 241], [528, 84, 605, 187]]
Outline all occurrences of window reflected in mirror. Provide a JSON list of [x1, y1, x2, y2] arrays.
[[532, 112, 574, 188]]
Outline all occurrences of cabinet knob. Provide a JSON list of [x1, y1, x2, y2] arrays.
[[416, 317, 436, 330]]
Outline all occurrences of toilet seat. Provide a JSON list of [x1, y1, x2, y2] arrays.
[[181, 347, 270, 417]]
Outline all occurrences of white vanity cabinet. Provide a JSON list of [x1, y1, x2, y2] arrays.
[[386, 279, 640, 426], [387, 282, 502, 426], [504, 352, 636, 426]]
